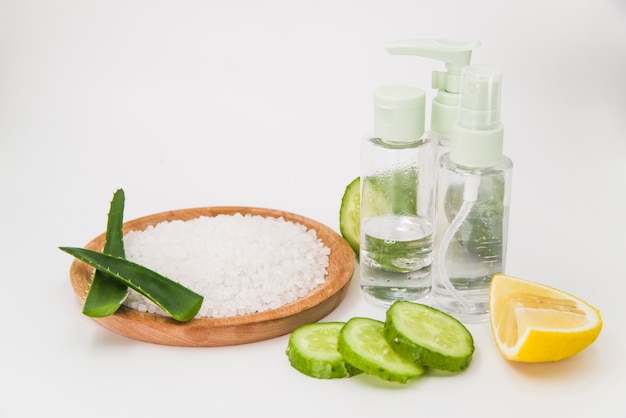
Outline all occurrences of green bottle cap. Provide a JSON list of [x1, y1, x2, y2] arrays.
[[373, 85, 426, 143], [384, 39, 481, 139]]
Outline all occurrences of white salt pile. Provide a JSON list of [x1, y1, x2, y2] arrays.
[[122, 213, 330, 318]]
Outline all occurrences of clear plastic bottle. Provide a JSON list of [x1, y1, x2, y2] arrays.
[[360, 85, 437, 308], [432, 66, 513, 323]]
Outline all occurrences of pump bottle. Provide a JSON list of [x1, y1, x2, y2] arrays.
[[384, 39, 480, 158], [360, 85, 436, 307], [432, 66, 513, 323]]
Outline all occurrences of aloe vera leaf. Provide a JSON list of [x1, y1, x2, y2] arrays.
[[82, 189, 130, 318], [60, 247, 204, 322]]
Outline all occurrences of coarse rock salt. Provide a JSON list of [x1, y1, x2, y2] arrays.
[[122, 213, 330, 318]]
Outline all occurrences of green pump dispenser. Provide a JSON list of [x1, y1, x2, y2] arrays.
[[451, 65, 504, 168], [384, 39, 481, 149]]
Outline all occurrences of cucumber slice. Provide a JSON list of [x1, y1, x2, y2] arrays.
[[339, 176, 396, 256], [360, 176, 392, 218], [286, 322, 361, 379], [384, 301, 474, 372], [363, 170, 418, 217], [339, 177, 361, 255], [338, 317, 425, 384]]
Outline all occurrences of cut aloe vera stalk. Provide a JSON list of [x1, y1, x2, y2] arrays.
[[60, 247, 203, 322], [82, 189, 130, 318], [286, 322, 362, 379], [384, 301, 474, 372], [338, 317, 424, 384]]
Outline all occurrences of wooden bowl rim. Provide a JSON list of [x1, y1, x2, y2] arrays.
[[68, 206, 356, 346]]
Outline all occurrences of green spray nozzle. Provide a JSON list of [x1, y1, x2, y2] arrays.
[[384, 39, 481, 141]]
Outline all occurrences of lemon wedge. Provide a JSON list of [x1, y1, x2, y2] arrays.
[[489, 274, 602, 363]]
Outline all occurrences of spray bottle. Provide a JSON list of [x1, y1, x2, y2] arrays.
[[384, 39, 480, 158], [432, 65, 513, 323]]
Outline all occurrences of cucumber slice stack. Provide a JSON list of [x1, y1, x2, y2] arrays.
[[286, 301, 474, 384]]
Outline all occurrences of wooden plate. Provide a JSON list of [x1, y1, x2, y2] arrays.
[[69, 206, 356, 347]]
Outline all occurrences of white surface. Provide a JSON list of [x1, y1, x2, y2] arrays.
[[1, 1, 625, 417]]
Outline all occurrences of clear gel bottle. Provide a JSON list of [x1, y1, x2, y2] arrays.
[[360, 85, 437, 308], [432, 66, 513, 323]]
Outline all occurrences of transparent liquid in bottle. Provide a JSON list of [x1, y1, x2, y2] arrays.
[[360, 214, 433, 307]]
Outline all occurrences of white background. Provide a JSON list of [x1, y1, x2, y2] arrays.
[[1, 1, 625, 417]]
